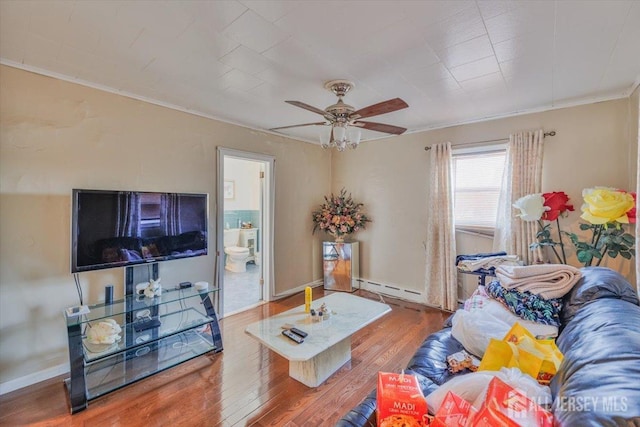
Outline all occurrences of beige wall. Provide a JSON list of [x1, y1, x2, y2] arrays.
[[333, 98, 638, 294], [1, 63, 638, 392], [0, 65, 331, 388]]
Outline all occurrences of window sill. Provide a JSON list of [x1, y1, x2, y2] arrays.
[[455, 226, 495, 238]]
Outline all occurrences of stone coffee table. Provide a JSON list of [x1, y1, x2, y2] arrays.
[[245, 292, 391, 387]]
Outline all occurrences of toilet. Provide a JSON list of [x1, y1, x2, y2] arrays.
[[223, 229, 250, 272]]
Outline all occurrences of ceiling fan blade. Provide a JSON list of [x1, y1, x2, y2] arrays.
[[285, 100, 334, 119], [351, 98, 408, 119], [270, 122, 327, 131], [353, 121, 407, 135]]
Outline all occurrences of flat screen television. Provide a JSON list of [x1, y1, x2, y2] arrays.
[[71, 189, 208, 273]]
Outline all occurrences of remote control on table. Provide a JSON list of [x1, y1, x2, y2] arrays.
[[289, 327, 308, 338], [282, 329, 304, 344]]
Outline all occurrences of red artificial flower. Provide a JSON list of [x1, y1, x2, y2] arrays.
[[542, 191, 574, 221], [627, 192, 637, 224]]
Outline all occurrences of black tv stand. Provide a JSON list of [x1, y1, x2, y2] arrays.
[[64, 266, 222, 414]]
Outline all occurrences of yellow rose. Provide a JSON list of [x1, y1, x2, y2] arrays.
[[580, 187, 635, 224]]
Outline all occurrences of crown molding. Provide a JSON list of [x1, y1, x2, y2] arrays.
[[1, 58, 634, 145]]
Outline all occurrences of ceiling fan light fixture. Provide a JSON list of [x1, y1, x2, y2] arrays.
[[319, 123, 362, 150], [319, 128, 331, 149], [348, 128, 362, 149], [333, 123, 347, 142]]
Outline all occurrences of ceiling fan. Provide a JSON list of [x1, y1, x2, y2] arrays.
[[270, 80, 409, 150]]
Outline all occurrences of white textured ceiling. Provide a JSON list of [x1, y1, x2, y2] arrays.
[[1, 0, 639, 144]]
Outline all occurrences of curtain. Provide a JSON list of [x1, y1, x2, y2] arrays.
[[636, 98, 639, 294], [161, 194, 182, 236], [115, 192, 141, 237], [493, 130, 545, 264], [424, 142, 458, 312]]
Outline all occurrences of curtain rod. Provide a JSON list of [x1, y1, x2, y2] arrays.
[[424, 131, 556, 151]]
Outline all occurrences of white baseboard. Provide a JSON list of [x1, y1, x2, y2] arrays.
[[272, 279, 323, 300], [0, 363, 69, 396], [357, 279, 425, 304], [274, 279, 425, 305]]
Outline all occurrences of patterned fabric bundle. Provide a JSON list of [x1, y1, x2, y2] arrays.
[[486, 281, 563, 327]]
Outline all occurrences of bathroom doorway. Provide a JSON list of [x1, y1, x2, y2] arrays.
[[217, 148, 274, 318]]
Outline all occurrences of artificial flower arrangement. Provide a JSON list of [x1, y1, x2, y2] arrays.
[[312, 188, 371, 241], [513, 191, 574, 264], [513, 187, 636, 267], [569, 187, 636, 266]]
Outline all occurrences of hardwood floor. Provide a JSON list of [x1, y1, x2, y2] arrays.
[[0, 287, 448, 427]]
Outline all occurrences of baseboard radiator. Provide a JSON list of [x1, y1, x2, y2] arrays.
[[356, 279, 424, 304]]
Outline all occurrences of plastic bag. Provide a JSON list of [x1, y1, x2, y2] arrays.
[[451, 309, 511, 357], [478, 323, 563, 384], [479, 299, 558, 339], [426, 371, 499, 414], [426, 367, 551, 415]]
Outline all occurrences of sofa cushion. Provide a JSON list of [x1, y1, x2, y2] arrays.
[[406, 328, 466, 395], [334, 389, 377, 427], [551, 298, 640, 425], [561, 267, 639, 325]]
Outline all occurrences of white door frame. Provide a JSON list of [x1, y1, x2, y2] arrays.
[[216, 147, 275, 316]]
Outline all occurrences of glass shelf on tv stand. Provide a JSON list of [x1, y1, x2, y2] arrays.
[[83, 306, 215, 363], [66, 286, 220, 326], [84, 326, 216, 401], [64, 285, 223, 414]]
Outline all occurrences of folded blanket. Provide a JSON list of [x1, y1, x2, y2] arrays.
[[486, 281, 563, 327], [457, 255, 520, 273], [495, 264, 581, 300], [456, 251, 507, 264]]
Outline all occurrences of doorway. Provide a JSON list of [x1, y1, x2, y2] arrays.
[[217, 148, 274, 317]]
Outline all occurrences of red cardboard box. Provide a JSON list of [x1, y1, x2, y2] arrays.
[[431, 391, 476, 427], [377, 372, 429, 427], [471, 377, 553, 427]]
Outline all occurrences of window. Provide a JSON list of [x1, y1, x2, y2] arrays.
[[452, 147, 506, 231], [140, 193, 162, 237]]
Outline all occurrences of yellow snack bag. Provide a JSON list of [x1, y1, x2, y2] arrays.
[[478, 323, 563, 384]]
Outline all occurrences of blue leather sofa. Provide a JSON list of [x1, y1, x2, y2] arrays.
[[335, 267, 640, 426]]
